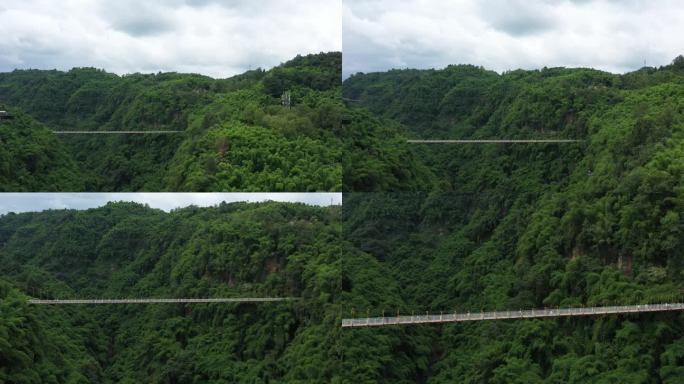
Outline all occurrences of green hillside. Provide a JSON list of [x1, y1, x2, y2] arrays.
[[0, 202, 341, 383], [340, 58, 684, 382], [0, 52, 342, 191], [0, 110, 83, 191]]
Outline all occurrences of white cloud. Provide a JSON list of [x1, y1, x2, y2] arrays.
[[0, 0, 341, 78], [343, 0, 684, 78], [0, 193, 342, 214]]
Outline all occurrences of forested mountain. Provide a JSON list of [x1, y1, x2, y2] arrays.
[[340, 58, 684, 382], [340, 107, 437, 192], [0, 52, 342, 191], [0, 110, 83, 191], [342, 56, 684, 191], [0, 202, 341, 383]]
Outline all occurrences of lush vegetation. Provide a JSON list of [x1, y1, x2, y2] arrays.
[[340, 58, 684, 382], [0, 110, 83, 191], [0, 52, 342, 191], [0, 201, 341, 382]]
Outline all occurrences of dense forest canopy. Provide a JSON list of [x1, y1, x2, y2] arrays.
[[340, 58, 684, 382], [0, 201, 341, 383], [342, 57, 684, 194], [0, 110, 83, 191], [0, 52, 342, 192], [3, 45, 684, 383], [343, 56, 684, 140]]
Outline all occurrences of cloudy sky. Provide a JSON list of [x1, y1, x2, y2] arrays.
[[0, 193, 342, 215], [343, 0, 684, 78], [0, 0, 340, 78]]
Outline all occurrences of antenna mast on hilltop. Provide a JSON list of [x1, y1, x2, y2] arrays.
[[281, 91, 291, 109]]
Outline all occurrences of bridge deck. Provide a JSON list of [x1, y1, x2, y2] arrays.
[[29, 297, 296, 304], [53, 131, 182, 134], [407, 139, 581, 143], [342, 303, 684, 328]]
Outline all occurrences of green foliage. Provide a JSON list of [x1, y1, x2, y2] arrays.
[[262, 53, 341, 98], [0, 52, 342, 191], [340, 109, 437, 192], [0, 280, 100, 383], [0, 109, 83, 191], [166, 90, 342, 191], [341, 57, 684, 381], [0, 202, 341, 382]]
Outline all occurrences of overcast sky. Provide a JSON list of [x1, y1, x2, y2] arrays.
[[0, 193, 342, 215], [0, 0, 340, 78], [343, 0, 684, 78]]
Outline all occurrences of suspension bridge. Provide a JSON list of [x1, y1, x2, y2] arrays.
[[407, 139, 581, 144], [53, 131, 183, 134], [341, 303, 684, 328], [29, 297, 297, 305]]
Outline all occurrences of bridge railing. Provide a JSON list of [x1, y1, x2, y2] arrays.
[[407, 139, 582, 144], [341, 303, 684, 328], [28, 297, 298, 305], [53, 130, 182, 134]]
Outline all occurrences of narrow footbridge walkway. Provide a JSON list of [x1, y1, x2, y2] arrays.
[[29, 297, 297, 304], [407, 139, 581, 144], [53, 130, 182, 134], [342, 303, 684, 328]]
